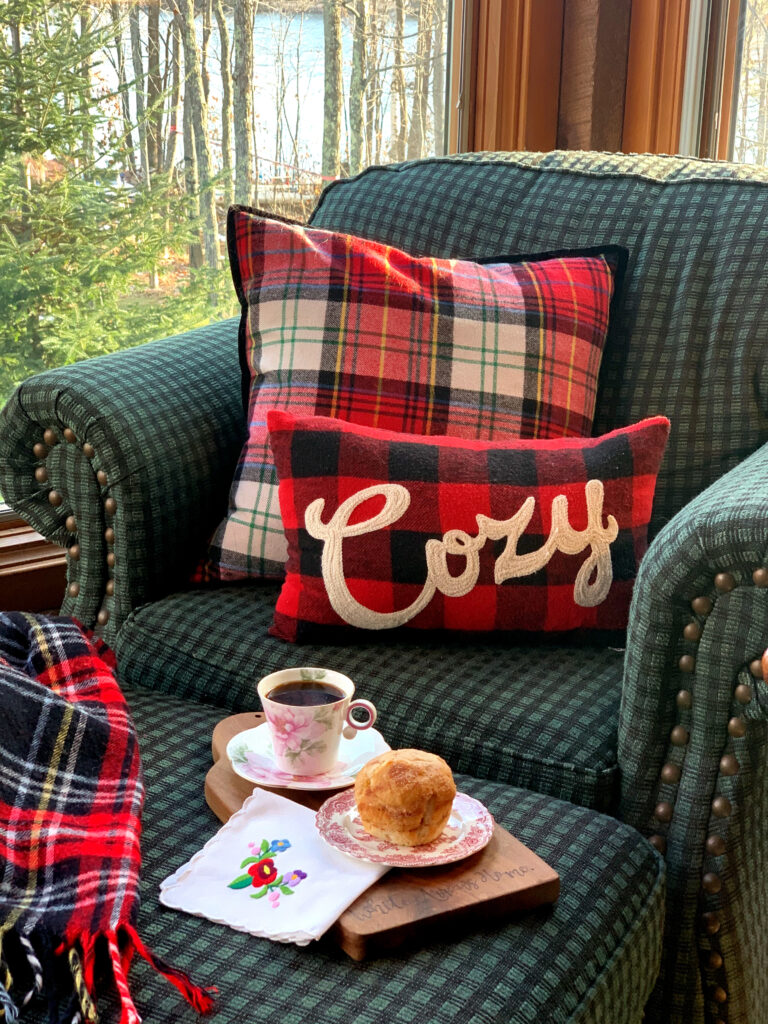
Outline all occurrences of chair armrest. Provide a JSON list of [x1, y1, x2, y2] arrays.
[[618, 440, 768, 1019], [0, 318, 244, 642]]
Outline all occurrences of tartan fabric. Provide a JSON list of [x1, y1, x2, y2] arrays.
[[267, 410, 669, 640], [0, 319, 243, 644], [311, 151, 768, 538], [0, 613, 215, 1024], [114, 583, 624, 813], [617, 440, 768, 1024], [202, 207, 626, 581], [13, 684, 664, 1024]]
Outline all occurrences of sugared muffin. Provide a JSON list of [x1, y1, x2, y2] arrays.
[[354, 749, 456, 846]]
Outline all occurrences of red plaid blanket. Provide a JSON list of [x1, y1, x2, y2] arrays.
[[0, 613, 215, 1024]]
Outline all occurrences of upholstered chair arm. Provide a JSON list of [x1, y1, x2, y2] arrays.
[[0, 318, 244, 643], [619, 440, 768, 1024]]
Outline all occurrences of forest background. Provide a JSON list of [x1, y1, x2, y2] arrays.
[[3, 0, 768, 416], [0, 0, 448, 410]]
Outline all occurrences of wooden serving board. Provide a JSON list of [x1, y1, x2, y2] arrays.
[[205, 713, 560, 960]]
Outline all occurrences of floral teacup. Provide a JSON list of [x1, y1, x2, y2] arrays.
[[257, 667, 377, 776]]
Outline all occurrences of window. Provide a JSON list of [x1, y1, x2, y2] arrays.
[[0, 0, 452, 417], [730, 0, 768, 163]]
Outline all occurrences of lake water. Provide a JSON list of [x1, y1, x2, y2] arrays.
[[111, 8, 440, 182]]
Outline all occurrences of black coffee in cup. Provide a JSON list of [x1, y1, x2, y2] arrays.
[[266, 681, 345, 706]]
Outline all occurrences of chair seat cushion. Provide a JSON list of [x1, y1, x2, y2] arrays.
[[61, 687, 662, 1024], [116, 584, 624, 812]]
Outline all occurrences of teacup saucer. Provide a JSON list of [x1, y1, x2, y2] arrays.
[[315, 790, 495, 867], [226, 723, 391, 791]]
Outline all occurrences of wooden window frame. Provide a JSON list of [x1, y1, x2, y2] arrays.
[[0, 511, 66, 613], [448, 0, 564, 154], [697, 0, 742, 160], [622, 0, 692, 155]]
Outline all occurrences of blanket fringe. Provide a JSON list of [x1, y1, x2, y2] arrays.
[[0, 927, 13, 997], [105, 934, 141, 1024], [68, 949, 98, 1024], [18, 935, 43, 1007], [122, 924, 217, 1015], [0, 984, 19, 1024]]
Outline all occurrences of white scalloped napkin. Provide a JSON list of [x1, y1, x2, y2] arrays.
[[159, 788, 388, 946]]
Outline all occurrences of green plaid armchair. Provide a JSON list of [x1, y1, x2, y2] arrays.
[[3, 151, 768, 1024]]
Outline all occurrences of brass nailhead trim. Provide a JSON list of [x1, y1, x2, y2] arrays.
[[679, 654, 696, 673], [34, 467, 48, 483], [749, 658, 763, 678], [106, 552, 116, 568], [96, 470, 108, 487], [43, 428, 58, 446], [676, 689, 693, 710], [708, 952, 723, 970], [104, 497, 117, 516], [735, 683, 752, 704], [706, 835, 726, 856], [68, 583, 80, 598], [82, 442, 96, 459], [105, 580, 115, 597], [702, 872, 722, 894], [68, 544, 80, 560], [62, 428, 76, 443], [649, 834, 666, 854], [719, 754, 739, 776], [48, 490, 63, 507], [683, 622, 702, 642], [670, 725, 689, 746], [712, 986, 727, 1003], [65, 515, 77, 533], [654, 801, 673, 823], [691, 596, 713, 616], [32, 442, 47, 459], [711, 796, 731, 818], [753, 567, 768, 586], [661, 763, 681, 784], [104, 527, 115, 544], [714, 572, 736, 593], [702, 912, 721, 935], [727, 716, 746, 738]]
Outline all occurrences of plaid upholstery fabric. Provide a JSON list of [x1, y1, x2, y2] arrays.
[[0, 613, 214, 1023], [268, 411, 669, 640], [617, 440, 768, 1024], [203, 208, 626, 581], [311, 151, 768, 537], [0, 319, 243, 644], [115, 583, 623, 813], [5, 150, 768, 1022], [11, 685, 664, 1024]]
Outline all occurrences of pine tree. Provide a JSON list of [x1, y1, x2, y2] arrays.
[[0, 0, 232, 410]]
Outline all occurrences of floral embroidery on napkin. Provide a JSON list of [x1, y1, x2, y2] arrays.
[[227, 839, 307, 908]]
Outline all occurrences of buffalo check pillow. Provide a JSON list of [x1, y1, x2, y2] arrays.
[[266, 409, 670, 642], [201, 208, 627, 580]]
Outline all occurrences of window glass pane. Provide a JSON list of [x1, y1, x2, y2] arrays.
[[0, 0, 451, 416], [732, 2, 768, 164]]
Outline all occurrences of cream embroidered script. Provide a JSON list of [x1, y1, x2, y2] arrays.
[[304, 480, 619, 630]]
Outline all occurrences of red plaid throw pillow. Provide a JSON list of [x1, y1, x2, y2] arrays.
[[266, 410, 670, 642], [201, 209, 627, 581]]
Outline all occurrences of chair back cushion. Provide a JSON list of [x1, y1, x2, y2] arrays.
[[310, 151, 768, 533]]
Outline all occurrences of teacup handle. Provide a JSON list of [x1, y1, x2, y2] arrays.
[[342, 699, 377, 739]]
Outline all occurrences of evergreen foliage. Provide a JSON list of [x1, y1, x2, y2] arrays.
[[0, 0, 234, 410]]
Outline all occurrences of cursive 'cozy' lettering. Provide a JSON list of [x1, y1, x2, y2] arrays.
[[304, 480, 619, 630]]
